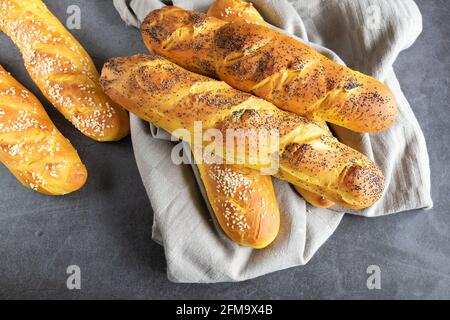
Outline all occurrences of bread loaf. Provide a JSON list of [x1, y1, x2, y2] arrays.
[[141, 6, 397, 133], [0, 65, 87, 195], [208, 0, 334, 209], [197, 158, 280, 248], [100, 54, 384, 209], [0, 0, 129, 141], [207, 0, 265, 25]]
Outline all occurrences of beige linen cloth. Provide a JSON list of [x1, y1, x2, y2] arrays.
[[112, 0, 433, 282]]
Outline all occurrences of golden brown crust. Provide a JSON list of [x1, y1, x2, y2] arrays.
[[100, 54, 384, 209], [141, 6, 397, 133], [293, 186, 334, 209], [208, 0, 335, 209], [207, 0, 265, 26], [141, 7, 226, 79], [278, 140, 383, 209], [0, 65, 87, 195], [0, 0, 129, 141], [197, 160, 279, 248]]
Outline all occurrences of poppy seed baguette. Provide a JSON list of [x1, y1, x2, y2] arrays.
[[141, 6, 397, 133]]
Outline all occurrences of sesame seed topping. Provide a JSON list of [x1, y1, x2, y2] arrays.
[[0, 0, 124, 139]]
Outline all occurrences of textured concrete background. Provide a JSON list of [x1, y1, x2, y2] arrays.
[[0, 0, 449, 299]]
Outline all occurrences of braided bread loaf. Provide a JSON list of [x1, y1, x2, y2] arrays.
[[100, 54, 384, 209], [141, 6, 397, 133], [0, 0, 129, 141]]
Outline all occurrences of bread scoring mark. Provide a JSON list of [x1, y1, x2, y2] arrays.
[[217, 30, 246, 51]]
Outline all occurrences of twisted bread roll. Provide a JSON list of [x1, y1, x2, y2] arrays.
[[100, 54, 384, 209], [0, 0, 129, 141], [208, 0, 334, 209], [141, 6, 397, 133], [0, 66, 87, 195]]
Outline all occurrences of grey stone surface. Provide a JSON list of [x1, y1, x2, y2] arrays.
[[0, 0, 449, 299]]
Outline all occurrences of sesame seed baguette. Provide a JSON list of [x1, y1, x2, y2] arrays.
[[196, 158, 280, 249], [100, 54, 384, 209], [208, 0, 334, 209], [141, 6, 397, 133], [0, 0, 129, 141], [0, 65, 87, 195]]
